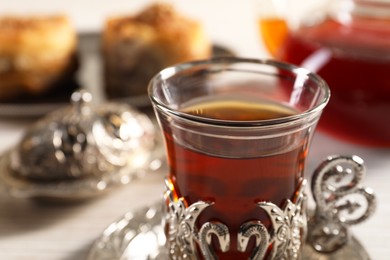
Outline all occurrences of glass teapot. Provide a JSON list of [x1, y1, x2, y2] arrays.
[[257, 0, 390, 147]]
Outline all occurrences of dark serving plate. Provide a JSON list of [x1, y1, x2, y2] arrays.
[[0, 32, 234, 117]]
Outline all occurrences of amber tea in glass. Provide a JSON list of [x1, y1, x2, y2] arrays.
[[149, 58, 329, 259]]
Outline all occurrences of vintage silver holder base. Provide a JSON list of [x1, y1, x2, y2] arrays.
[[88, 155, 376, 259]]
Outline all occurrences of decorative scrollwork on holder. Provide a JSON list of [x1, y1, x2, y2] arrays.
[[199, 221, 230, 260], [308, 155, 376, 254], [253, 179, 307, 260], [237, 220, 270, 259]]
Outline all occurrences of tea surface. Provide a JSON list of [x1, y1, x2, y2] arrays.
[[182, 98, 296, 121]]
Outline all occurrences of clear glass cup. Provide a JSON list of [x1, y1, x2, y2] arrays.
[[148, 57, 330, 259]]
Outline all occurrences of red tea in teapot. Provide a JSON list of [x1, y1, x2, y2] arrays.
[[276, 17, 390, 146]]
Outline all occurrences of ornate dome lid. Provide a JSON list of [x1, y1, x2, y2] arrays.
[[0, 89, 163, 200]]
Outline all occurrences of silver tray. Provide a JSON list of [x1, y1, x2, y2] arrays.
[[87, 201, 371, 260]]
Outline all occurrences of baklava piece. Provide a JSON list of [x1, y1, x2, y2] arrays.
[[102, 3, 212, 98], [0, 15, 78, 100]]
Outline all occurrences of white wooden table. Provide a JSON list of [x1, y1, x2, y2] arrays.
[[0, 1, 389, 259]]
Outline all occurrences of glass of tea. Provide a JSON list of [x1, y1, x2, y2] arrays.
[[148, 57, 330, 259], [257, 0, 390, 147]]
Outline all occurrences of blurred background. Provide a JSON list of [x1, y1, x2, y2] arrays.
[[0, 0, 263, 57], [0, 0, 388, 259]]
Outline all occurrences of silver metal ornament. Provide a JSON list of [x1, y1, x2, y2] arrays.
[[164, 178, 307, 259]]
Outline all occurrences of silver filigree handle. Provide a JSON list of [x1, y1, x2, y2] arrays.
[[308, 155, 376, 253]]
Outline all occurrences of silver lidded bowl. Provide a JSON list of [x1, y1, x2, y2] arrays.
[[0, 90, 162, 199]]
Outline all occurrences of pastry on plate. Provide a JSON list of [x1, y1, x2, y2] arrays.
[[0, 15, 78, 101], [102, 3, 212, 99]]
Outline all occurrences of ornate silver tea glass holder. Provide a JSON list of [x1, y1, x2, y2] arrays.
[[88, 154, 376, 260], [0, 90, 164, 200], [164, 178, 306, 260]]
